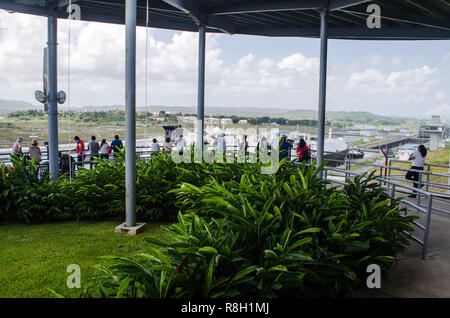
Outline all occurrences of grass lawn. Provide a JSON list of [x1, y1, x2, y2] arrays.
[[0, 220, 173, 298]]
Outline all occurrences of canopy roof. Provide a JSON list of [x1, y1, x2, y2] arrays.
[[1, 0, 449, 40]]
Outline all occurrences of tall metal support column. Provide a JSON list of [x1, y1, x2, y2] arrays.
[[197, 25, 206, 154], [316, 9, 328, 171], [47, 12, 58, 182], [125, 0, 137, 227]]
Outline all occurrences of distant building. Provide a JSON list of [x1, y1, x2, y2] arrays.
[[205, 117, 220, 124], [148, 114, 164, 120], [418, 115, 447, 150], [383, 125, 395, 132], [399, 128, 411, 135], [221, 118, 233, 125], [238, 119, 248, 125], [397, 143, 420, 161], [354, 124, 375, 130], [360, 128, 378, 137], [177, 116, 197, 123]]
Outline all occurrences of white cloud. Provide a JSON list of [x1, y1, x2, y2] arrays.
[[436, 91, 448, 100], [0, 10, 448, 117], [444, 52, 450, 63], [366, 54, 382, 66], [277, 52, 319, 75], [392, 57, 402, 65]]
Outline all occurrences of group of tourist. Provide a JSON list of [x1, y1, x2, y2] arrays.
[[9, 133, 428, 195], [149, 135, 186, 156], [278, 136, 311, 162], [73, 135, 123, 168], [11, 137, 43, 164]]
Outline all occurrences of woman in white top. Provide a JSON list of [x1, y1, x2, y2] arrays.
[[100, 139, 109, 159], [150, 138, 159, 156], [175, 134, 185, 155], [405, 144, 427, 197]]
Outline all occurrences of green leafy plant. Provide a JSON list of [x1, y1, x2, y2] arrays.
[[82, 160, 417, 298], [0, 155, 64, 223]]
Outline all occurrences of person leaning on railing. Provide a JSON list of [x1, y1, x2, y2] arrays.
[[150, 138, 160, 157], [28, 139, 42, 164], [163, 137, 172, 155], [11, 136, 23, 157], [111, 135, 123, 159], [99, 139, 110, 160], [405, 144, 427, 198]]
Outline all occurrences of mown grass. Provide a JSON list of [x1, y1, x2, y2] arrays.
[[0, 220, 173, 298]]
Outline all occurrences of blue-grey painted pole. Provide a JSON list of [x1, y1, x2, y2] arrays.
[[317, 9, 328, 172], [47, 12, 58, 182], [197, 25, 206, 153], [125, 0, 137, 227]]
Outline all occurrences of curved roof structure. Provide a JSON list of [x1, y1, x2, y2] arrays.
[[1, 0, 450, 40]]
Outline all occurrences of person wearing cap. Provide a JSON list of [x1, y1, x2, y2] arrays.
[[279, 135, 292, 160], [11, 137, 23, 157], [29, 140, 42, 164]]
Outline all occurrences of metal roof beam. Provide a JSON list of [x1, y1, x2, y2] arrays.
[[236, 25, 450, 39], [57, 0, 80, 8], [160, 0, 208, 25], [329, 0, 373, 11], [209, 0, 326, 15], [341, 9, 450, 30], [161, 0, 235, 34], [0, 1, 48, 15]]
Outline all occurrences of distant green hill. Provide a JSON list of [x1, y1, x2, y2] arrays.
[[7, 101, 418, 124], [0, 99, 39, 113]]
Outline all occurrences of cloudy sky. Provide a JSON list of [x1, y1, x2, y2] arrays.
[[0, 9, 449, 118]]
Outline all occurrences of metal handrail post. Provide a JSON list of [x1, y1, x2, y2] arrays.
[[390, 183, 396, 205], [422, 193, 433, 260], [417, 171, 423, 208], [344, 156, 349, 180], [379, 166, 383, 185], [388, 159, 392, 178], [426, 164, 431, 192]]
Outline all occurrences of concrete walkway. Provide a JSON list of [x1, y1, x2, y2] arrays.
[[355, 196, 450, 297]]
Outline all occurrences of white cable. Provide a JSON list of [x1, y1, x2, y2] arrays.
[[145, 0, 149, 146], [68, 0, 72, 180]]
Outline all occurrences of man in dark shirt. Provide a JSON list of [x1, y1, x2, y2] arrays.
[[110, 135, 123, 158], [279, 135, 293, 160], [88, 136, 100, 169]]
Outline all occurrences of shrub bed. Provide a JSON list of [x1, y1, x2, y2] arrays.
[[0, 155, 64, 223], [77, 162, 417, 298], [1, 151, 262, 222]]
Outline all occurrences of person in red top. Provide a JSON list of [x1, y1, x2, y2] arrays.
[[296, 138, 310, 163], [73, 136, 86, 165]]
